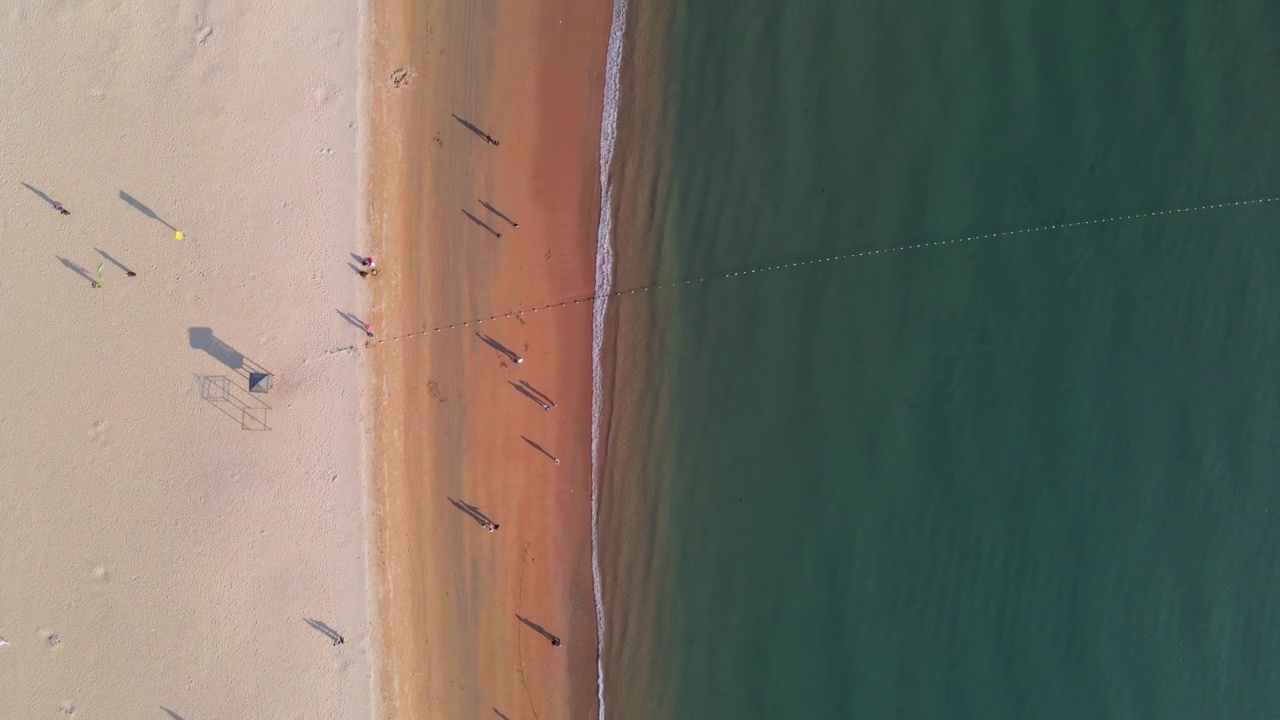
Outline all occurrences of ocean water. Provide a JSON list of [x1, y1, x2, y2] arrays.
[[599, 1, 1280, 718]]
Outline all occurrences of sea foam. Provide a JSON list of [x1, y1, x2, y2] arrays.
[[590, 0, 629, 715]]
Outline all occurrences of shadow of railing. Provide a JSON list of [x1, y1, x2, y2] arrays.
[[197, 375, 270, 430]]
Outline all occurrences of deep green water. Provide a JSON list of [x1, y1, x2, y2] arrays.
[[601, 1, 1280, 718]]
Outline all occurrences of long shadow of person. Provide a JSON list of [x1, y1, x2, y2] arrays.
[[515, 614, 562, 646], [449, 497, 497, 530], [56, 256, 95, 284], [95, 248, 136, 276], [521, 436, 559, 464], [462, 209, 502, 237], [478, 199, 519, 228], [119, 190, 178, 230], [337, 310, 369, 331], [304, 618, 345, 645], [476, 332, 521, 363], [451, 114, 500, 145], [22, 181, 60, 207], [510, 382, 550, 410]]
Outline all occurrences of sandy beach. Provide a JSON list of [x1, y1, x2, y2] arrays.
[[366, 0, 611, 717], [0, 2, 370, 717]]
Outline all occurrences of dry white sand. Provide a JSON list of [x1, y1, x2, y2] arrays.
[[0, 2, 372, 717]]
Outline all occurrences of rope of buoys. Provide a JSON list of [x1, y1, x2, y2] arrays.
[[373, 195, 1280, 346]]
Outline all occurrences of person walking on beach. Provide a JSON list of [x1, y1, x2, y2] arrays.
[[51, 202, 70, 215], [332, 633, 345, 646], [550, 636, 562, 647], [359, 256, 379, 278], [363, 323, 373, 338], [485, 522, 499, 532]]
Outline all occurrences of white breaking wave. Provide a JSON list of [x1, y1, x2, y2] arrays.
[[590, 0, 630, 717]]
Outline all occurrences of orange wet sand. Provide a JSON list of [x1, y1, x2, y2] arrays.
[[366, 0, 610, 717]]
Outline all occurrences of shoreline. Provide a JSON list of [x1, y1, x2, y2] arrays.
[[587, 0, 634, 713], [594, 0, 677, 714], [365, 0, 613, 715]]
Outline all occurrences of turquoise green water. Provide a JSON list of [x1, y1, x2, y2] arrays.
[[601, 1, 1280, 718]]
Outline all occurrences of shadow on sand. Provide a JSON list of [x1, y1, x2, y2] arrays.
[[96, 248, 136, 276], [475, 332, 521, 363], [189, 327, 247, 372], [520, 436, 559, 464], [515, 614, 561, 646], [120, 190, 177, 230], [462, 209, 502, 238], [479, 199, 519, 228], [451, 114, 500, 145], [196, 375, 270, 431], [518, 380, 555, 407], [56, 256, 96, 285], [510, 382, 550, 410], [21, 181, 59, 207], [449, 497, 497, 529], [304, 618, 345, 645]]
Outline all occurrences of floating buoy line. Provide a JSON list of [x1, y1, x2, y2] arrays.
[[373, 195, 1280, 346]]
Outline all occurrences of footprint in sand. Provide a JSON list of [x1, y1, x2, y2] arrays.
[[59, 700, 76, 715], [390, 67, 413, 88], [42, 631, 61, 648], [92, 566, 110, 582], [87, 420, 108, 448], [197, 26, 213, 44], [314, 82, 334, 106]]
